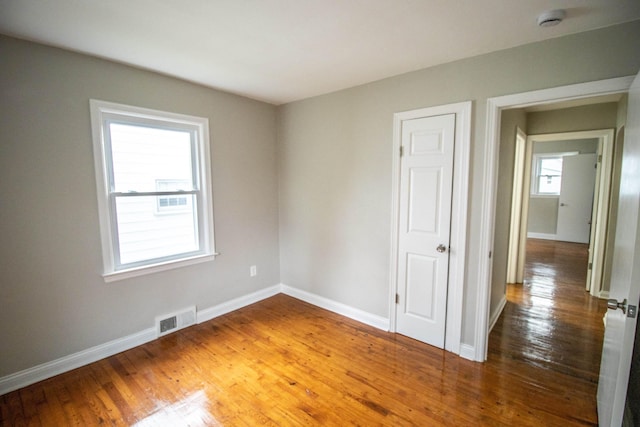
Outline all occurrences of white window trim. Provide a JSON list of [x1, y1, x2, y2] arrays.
[[90, 99, 217, 282]]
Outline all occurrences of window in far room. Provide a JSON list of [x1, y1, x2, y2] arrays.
[[531, 152, 578, 196], [90, 100, 216, 281]]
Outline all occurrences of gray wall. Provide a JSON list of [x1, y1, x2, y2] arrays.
[[277, 21, 640, 347], [528, 198, 560, 235], [527, 138, 599, 236], [0, 36, 280, 376], [526, 103, 618, 240], [490, 109, 526, 317], [527, 102, 619, 134]]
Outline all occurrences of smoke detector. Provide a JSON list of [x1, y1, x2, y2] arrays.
[[537, 9, 566, 27]]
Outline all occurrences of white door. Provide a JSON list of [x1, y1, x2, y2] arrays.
[[396, 113, 455, 348], [506, 128, 527, 284], [556, 153, 597, 243], [597, 71, 640, 426]]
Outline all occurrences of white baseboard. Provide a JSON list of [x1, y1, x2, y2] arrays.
[[0, 284, 418, 396], [459, 344, 477, 361], [0, 327, 156, 396], [280, 284, 390, 331], [0, 284, 282, 396], [489, 295, 507, 333], [197, 285, 281, 324], [527, 232, 558, 240]]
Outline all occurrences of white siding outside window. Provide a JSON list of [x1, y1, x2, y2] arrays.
[[90, 100, 216, 282]]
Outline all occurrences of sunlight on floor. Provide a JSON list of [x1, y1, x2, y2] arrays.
[[133, 390, 220, 427]]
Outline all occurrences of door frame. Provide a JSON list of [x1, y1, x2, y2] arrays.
[[389, 101, 471, 356], [475, 76, 635, 362], [506, 127, 527, 284], [507, 130, 615, 293]]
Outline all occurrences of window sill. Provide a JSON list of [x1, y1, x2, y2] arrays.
[[530, 194, 560, 199], [103, 253, 219, 283]]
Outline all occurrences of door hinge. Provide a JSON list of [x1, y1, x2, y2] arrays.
[[588, 262, 593, 270], [395, 293, 399, 304], [400, 145, 404, 157], [598, 154, 602, 163]]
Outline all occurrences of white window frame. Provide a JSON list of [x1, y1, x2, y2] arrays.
[[90, 99, 217, 282], [530, 151, 578, 197]]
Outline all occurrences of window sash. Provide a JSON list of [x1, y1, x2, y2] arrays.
[[110, 191, 205, 271], [103, 118, 200, 194]]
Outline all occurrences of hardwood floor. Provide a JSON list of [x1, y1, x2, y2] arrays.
[[1, 239, 607, 426], [488, 238, 608, 425]]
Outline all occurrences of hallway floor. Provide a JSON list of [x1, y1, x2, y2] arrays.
[[488, 238, 608, 424]]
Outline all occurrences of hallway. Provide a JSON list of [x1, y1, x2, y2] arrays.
[[488, 238, 608, 424]]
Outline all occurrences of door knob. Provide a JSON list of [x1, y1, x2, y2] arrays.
[[607, 298, 627, 314], [436, 244, 447, 253]]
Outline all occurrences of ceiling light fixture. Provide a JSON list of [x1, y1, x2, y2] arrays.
[[537, 9, 566, 27]]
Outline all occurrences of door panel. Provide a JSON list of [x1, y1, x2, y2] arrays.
[[396, 113, 455, 348], [405, 253, 437, 320], [556, 153, 597, 243], [597, 71, 640, 426], [408, 168, 441, 233]]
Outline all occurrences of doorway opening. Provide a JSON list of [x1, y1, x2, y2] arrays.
[[478, 74, 640, 426], [506, 129, 616, 299], [486, 94, 626, 422]]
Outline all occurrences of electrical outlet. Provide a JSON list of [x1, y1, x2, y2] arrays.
[[250, 265, 257, 277]]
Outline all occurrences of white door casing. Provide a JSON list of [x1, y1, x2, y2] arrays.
[[586, 143, 604, 293], [588, 131, 615, 298], [506, 128, 527, 284], [395, 113, 455, 347], [597, 71, 640, 427], [390, 101, 471, 357], [555, 153, 597, 244]]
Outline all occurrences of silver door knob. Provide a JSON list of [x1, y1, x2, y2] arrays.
[[436, 244, 447, 253], [607, 298, 627, 314]]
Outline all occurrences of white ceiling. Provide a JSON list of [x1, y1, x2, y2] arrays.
[[1, 1, 639, 105]]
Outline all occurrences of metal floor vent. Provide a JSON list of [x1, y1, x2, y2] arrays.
[[156, 306, 196, 338]]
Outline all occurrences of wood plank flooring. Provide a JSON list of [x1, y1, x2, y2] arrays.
[[487, 238, 607, 426], [1, 239, 607, 426]]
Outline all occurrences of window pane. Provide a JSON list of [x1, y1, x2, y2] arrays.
[[538, 175, 562, 194], [537, 157, 563, 194], [539, 157, 562, 177], [156, 179, 191, 213], [109, 123, 193, 193], [115, 195, 199, 265]]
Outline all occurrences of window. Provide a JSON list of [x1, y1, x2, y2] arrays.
[[531, 152, 577, 196], [156, 179, 191, 213], [90, 100, 216, 281]]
